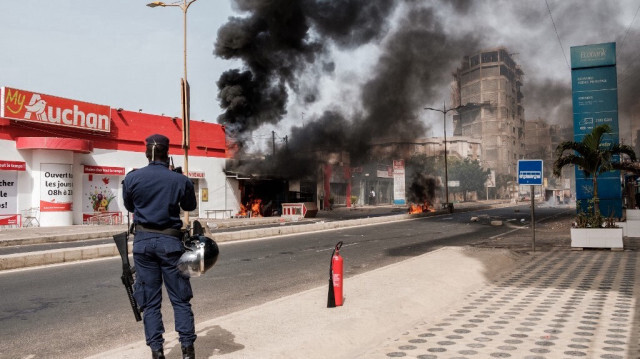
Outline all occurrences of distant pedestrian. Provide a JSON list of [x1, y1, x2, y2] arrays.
[[369, 187, 376, 205]]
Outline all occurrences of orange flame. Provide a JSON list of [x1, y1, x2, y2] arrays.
[[236, 199, 263, 217], [409, 204, 423, 214], [408, 202, 436, 214], [251, 199, 263, 217], [237, 203, 248, 217]]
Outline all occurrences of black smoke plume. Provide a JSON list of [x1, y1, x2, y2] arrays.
[[216, 1, 482, 176], [407, 172, 438, 205], [215, 0, 396, 149], [215, 0, 640, 179]]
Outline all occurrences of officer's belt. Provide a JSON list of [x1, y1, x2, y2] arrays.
[[135, 224, 183, 239]]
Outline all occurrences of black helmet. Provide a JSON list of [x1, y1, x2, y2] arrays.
[[177, 235, 219, 277]]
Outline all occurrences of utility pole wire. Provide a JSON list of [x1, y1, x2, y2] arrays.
[[620, 1, 640, 52], [617, 1, 640, 84], [618, 60, 640, 85], [545, 0, 570, 69]]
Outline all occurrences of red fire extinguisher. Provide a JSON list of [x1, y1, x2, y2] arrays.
[[327, 241, 344, 308]]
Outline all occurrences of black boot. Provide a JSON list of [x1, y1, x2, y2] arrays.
[[182, 344, 195, 359], [151, 348, 165, 359]]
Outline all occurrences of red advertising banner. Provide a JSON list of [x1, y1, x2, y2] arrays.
[[188, 171, 205, 178], [84, 165, 125, 175], [0, 214, 20, 226], [40, 201, 72, 211], [393, 159, 405, 172], [82, 212, 121, 224], [0, 160, 26, 171], [1, 87, 111, 132]]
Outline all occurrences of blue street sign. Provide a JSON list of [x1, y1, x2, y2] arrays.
[[518, 160, 543, 186]]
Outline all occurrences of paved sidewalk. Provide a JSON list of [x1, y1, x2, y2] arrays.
[[363, 250, 640, 359]]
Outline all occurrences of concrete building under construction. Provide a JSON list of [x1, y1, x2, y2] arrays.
[[452, 48, 525, 176]]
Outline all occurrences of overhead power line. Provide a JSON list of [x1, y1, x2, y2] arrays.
[[545, 0, 570, 69], [617, 0, 640, 84], [619, 0, 640, 52]]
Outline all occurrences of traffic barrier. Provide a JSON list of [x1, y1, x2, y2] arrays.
[[281, 202, 318, 220]]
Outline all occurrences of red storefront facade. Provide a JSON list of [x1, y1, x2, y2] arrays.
[[0, 86, 230, 226]]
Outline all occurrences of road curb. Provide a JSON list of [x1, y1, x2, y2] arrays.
[[212, 213, 415, 242], [0, 215, 416, 270], [0, 243, 124, 270], [0, 202, 510, 271], [0, 227, 127, 247]]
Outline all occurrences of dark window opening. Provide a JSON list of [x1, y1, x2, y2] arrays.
[[470, 55, 480, 67], [482, 51, 499, 63]]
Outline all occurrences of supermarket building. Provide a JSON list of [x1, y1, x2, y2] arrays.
[[0, 86, 232, 227]]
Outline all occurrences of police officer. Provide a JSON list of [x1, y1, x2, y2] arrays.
[[123, 134, 198, 359]]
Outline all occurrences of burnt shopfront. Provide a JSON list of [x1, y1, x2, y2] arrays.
[[350, 163, 394, 206]]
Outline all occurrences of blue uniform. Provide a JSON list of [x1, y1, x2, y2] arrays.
[[123, 161, 197, 352]]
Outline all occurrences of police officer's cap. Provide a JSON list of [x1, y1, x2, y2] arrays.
[[145, 134, 170, 147]]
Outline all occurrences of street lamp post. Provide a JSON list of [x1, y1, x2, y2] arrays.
[[147, 0, 198, 225], [424, 102, 456, 213], [424, 101, 486, 213]]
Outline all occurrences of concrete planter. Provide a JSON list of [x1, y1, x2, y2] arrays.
[[570, 228, 623, 249], [615, 222, 626, 236], [626, 209, 640, 220], [624, 209, 640, 237]]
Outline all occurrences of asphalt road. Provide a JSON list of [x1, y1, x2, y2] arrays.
[[0, 204, 574, 359]]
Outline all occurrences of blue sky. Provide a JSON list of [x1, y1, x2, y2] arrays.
[[0, 0, 235, 122]]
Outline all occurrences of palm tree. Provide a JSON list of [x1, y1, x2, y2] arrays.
[[553, 124, 636, 216]]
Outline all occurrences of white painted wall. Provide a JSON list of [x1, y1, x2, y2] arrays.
[[183, 154, 236, 217]]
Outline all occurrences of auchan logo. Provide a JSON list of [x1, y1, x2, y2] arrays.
[[1, 87, 111, 133]]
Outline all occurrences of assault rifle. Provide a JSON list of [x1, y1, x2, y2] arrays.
[[113, 227, 142, 322], [170, 157, 183, 174]]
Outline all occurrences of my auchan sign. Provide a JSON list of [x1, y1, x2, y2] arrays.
[[1, 87, 111, 133]]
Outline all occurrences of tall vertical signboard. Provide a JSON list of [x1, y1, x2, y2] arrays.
[[570, 42, 621, 218], [393, 160, 406, 205]]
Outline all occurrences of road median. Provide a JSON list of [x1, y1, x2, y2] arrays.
[[0, 201, 511, 271]]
